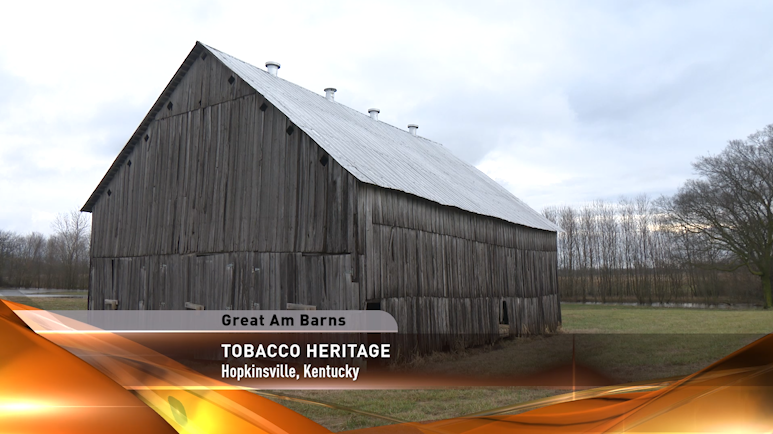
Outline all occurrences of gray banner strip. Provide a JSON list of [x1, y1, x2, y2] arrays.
[[15, 310, 398, 333]]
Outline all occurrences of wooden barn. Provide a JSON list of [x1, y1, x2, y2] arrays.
[[82, 42, 561, 351]]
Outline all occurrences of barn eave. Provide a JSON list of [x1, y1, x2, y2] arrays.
[[81, 42, 208, 212]]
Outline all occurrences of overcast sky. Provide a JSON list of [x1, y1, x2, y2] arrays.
[[1, 0, 771, 235]]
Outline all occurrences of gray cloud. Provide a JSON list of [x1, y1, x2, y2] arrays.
[[2, 0, 773, 233]]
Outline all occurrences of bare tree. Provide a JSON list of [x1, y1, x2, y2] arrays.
[[51, 211, 91, 289], [560, 206, 579, 300], [596, 200, 617, 303], [634, 195, 653, 304], [618, 198, 637, 301], [0, 230, 16, 286], [661, 125, 773, 308], [578, 204, 599, 302], [12, 232, 47, 288]]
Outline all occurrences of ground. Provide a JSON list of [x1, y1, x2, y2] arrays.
[[262, 304, 773, 431], [0, 293, 87, 310], [2, 293, 772, 432]]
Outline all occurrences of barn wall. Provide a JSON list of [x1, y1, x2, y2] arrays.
[[89, 252, 361, 311], [89, 53, 361, 310], [358, 185, 560, 352], [91, 53, 357, 258]]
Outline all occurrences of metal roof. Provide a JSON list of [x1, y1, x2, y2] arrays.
[[83, 42, 558, 232], [206, 45, 557, 232]]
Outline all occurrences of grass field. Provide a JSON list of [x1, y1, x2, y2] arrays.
[[43, 290, 88, 296], [0, 295, 87, 310], [265, 304, 773, 431], [404, 304, 773, 385], [3, 294, 771, 431], [561, 303, 773, 334], [258, 388, 560, 432]]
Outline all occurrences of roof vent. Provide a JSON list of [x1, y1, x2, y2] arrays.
[[265, 61, 281, 77], [408, 124, 418, 136], [324, 88, 337, 102], [368, 108, 380, 120]]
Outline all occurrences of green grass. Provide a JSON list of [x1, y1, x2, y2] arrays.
[[43, 290, 88, 296], [267, 304, 773, 431], [261, 388, 560, 432], [0, 295, 87, 310], [557, 303, 773, 383], [560, 303, 773, 334]]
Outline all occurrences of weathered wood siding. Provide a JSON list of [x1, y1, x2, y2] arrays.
[[89, 253, 360, 311], [90, 53, 361, 311], [359, 185, 560, 351], [90, 53, 357, 258]]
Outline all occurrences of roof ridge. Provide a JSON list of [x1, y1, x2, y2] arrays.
[[202, 43, 446, 148]]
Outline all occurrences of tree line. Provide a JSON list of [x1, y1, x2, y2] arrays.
[[0, 211, 90, 290], [543, 196, 759, 306], [544, 124, 773, 308]]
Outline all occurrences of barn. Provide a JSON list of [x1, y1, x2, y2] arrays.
[[82, 42, 561, 352]]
